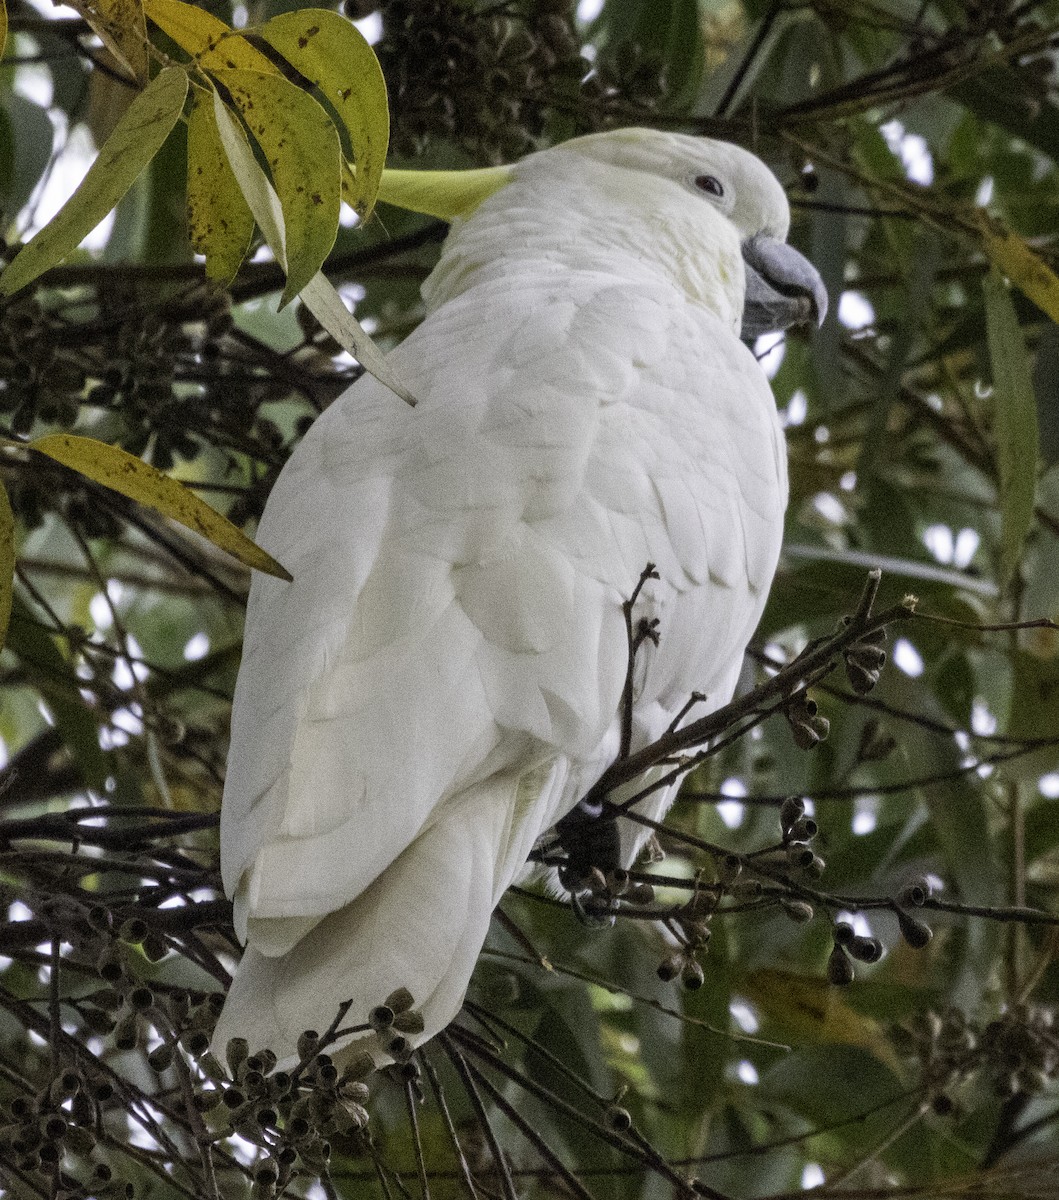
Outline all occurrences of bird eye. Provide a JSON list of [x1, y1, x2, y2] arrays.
[[694, 175, 725, 198]]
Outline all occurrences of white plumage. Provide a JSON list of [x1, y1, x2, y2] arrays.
[[214, 129, 824, 1063]]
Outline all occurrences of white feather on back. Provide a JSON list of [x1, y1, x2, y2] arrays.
[[217, 134, 789, 1061]]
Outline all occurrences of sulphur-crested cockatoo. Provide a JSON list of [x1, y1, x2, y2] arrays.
[[215, 128, 826, 1064]]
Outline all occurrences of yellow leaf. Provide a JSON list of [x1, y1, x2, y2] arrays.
[[70, 0, 149, 81], [143, 0, 274, 71], [377, 165, 514, 220], [0, 0, 8, 64], [212, 95, 414, 406], [255, 9, 389, 219], [975, 212, 1059, 324], [0, 480, 12, 650], [0, 66, 188, 296], [30, 434, 292, 581], [740, 969, 901, 1072], [209, 68, 341, 306], [186, 85, 254, 284]]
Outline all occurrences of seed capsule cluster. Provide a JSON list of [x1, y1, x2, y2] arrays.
[[192, 1031, 373, 1198], [897, 1002, 1059, 1111], [0, 883, 433, 1196], [828, 919, 883, 986], [370, 0, 585, 162], [784, 691, 831, 750], [843, 628, 887, 695], [0, 285, 318, 536], [362, 0, 669, 163]]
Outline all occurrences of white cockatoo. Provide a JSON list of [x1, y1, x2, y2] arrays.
[[214, 128, 826, 1064]]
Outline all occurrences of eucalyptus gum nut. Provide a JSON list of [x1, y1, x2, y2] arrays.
[[193, 1054, 225, 1089], [787, 816, 818, 841], [226, 1036, 250, 1078], [40, 1114, 67, 1141], [112, 1013, 139, 1052], [810, 713, 831, 740], [845, 658, 880, 695], [147, 1043, 174, 1072], [849, 936, 884, 963], [898, 879, 931, 907], [681, 960, 705, 990], [384, 986, 415, 1014], [657, 954, 683, 982], [393, 1008, 426, 1035], [181, 1029, 210, 1057], [786, 842, 816, 869], [95, 948, 124, 983], [833, 921, 855, 946], [827, 947, 855, 986], [849, 642, 886, 671], [385, 1033, 413, 1062], [790, 718, 823, 750], [801, 854, 827, 880], [48, 1071, 81, 1102], [141, 933, 168, 962], [369, 1004, 395, 1030], [339, 1051, 376, 1083], [117, 917, 148, 943], [128, 985, 153, 1012], [719, 853, 742, 883], [38, 1141, 62, 1166], [782, 899, 814, 923], [256, 1159, 280, 1185], [897, 908, 933, 949]]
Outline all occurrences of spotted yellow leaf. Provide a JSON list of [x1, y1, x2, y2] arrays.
[[30, 434, 291, 581]]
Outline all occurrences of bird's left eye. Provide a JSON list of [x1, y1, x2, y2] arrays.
[[694, 175, 725, 197]]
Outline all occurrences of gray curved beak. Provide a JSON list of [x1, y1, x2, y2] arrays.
[[741, 235, 828, 338]]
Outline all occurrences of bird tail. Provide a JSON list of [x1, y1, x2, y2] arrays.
[[212, 762, 560, 1065]]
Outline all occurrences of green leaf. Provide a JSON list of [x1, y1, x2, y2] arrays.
[[760, 1045, 904, 1142], [29, 434, 292, 581], [949, 68, 1059, 170], [209, 67, 340, 306], [591, 0, 704, 109], [186, 85, 254, 284], [212, 94, 414, 405], [255, 8, 389, 219], [0, 66, 189, 296], [983, 269, 1040, 585], [1032, 322, 1059, 467], [5, 592, 110, 790], [0, 91, 56, 222], [1007, 651, 1059, 746], [0, 479, 11, 651]]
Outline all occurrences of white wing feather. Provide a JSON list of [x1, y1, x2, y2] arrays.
[[216, 264, 786, 1059]]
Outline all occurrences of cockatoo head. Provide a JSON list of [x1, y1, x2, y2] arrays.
[[547, 129, 827, 336], [378, 127, 827, 338]]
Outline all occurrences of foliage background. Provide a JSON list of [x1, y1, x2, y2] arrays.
[[1, 0, 1059, 1197]]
